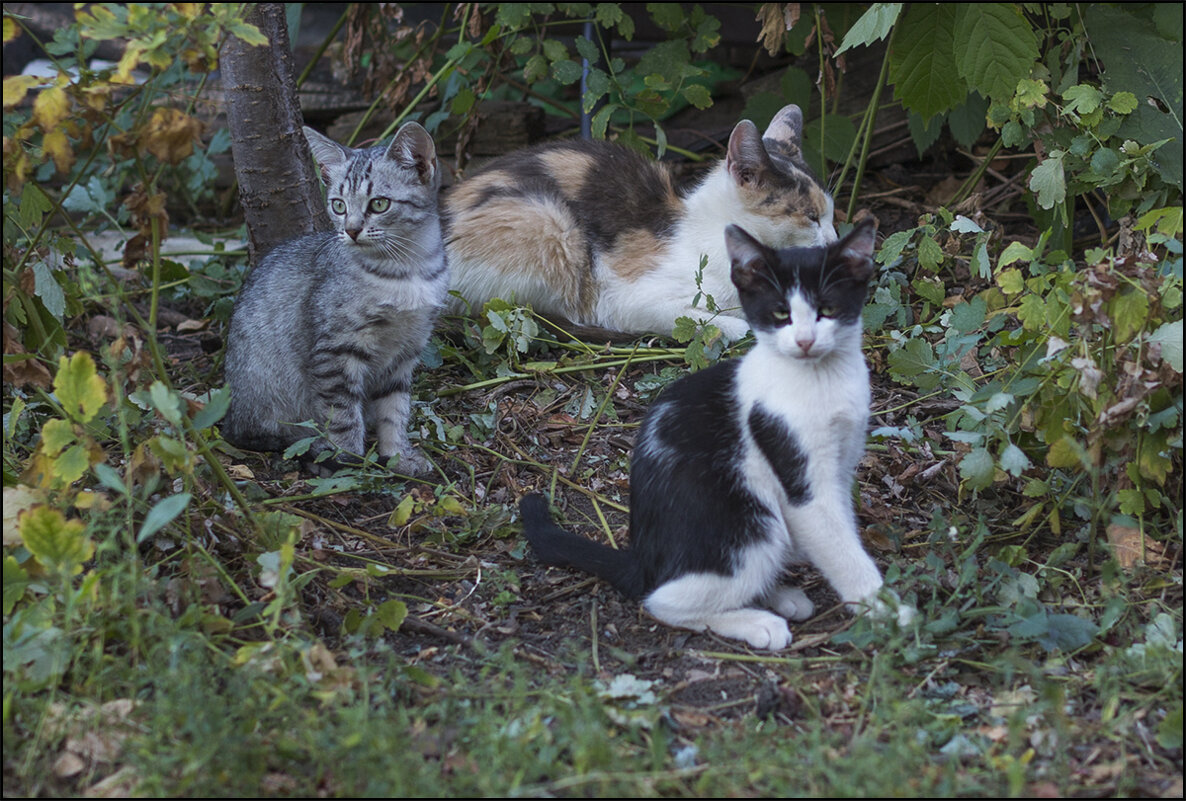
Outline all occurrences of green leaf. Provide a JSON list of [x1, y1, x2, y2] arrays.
[[1106, 91, 1139, 115], [137, 492, 192, 544], [1158, 705, 1184, 750], [375, 599, 408, 633], [949, 297, 987, 333], [1028, 152, 1066, 210], [20, 506, 94, 576], [31, 261, 66, 320], [54, 351, 108, 424], [523, 53, 548, 83], [889, 5, 966, 121], [998, 242, 1034, 268], [952, 4, 1039, 103], [837, 3, 903, 55], [3, 555, 30, 615], [551, 59, 584, 85], [959, 447, 995, 490], [149, 380, 184, 427], [681, 83, 712, 110], [999, 443, 1031, 477], [1110, 288, 1150, 343], [917, 235, 944, 271], [1148, 320, 1183, 372], [1062, 84, 1103, 116], [192, 386, 231, 430]]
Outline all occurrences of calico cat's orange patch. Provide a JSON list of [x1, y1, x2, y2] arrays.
[[605, 228, 669, 282], [538, 149, 596, 198]]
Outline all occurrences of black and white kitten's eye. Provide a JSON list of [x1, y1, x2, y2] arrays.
[[772, 306, 790, 322], [817, 305, 838, 319], [368, 198, 391, 213], [330, 199, 347, 215]]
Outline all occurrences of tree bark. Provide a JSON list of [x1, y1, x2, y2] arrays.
[[221, 3, 329, 265]]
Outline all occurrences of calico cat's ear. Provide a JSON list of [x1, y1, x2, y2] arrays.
[[726, 120, 774, 188], [831, 216, 878, 282], [303, 126, 351, 177], [725, 224, 774, 291], [761, 105, 805, 161], [389, 122, 439, 188]]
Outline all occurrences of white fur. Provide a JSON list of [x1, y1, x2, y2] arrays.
[[594, 166, 836, 342], [640, 315, 890, 649]]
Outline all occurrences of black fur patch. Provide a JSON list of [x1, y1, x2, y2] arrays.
[[748, 404, 811, 504]]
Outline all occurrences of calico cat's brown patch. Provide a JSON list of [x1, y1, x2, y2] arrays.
[[538, 148, 596, 199], [605, 228, 670, 282]]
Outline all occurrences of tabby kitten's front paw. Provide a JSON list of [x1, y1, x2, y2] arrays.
[[385, 448, 434, 478]]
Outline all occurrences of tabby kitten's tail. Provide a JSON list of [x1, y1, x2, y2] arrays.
[[519, 494, 644, 599]]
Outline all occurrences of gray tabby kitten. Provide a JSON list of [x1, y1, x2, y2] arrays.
[[223, 123, 447, 475]]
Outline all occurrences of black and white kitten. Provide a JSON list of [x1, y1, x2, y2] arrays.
[[223, 123, 447, 475], [521, 217, 912, 649]]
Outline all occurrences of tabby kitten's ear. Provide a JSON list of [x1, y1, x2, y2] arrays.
[[387, 122, 439, 189], [303, 126, 351, 179], [830, 216, 878, 283], [725, 120, 774, 188], [725, 224, 776, 292]]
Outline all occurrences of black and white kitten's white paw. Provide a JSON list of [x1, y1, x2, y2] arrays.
[[764, 585, 814, 621], [703, 609, 793, 650]]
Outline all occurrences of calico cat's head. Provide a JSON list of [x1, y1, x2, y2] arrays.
[[725, 216, 877, 361], [724, 105, 836, 250], [303, 123, 439, 257]]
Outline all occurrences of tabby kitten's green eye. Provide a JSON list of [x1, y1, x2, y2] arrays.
[[330, 199, 346, 215], [369, 198, 391, 213], [772, 307, 790, 322]]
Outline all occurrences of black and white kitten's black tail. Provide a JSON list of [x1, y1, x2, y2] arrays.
[[519, 493, 645, 599]]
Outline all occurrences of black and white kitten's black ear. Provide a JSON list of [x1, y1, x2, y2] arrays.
[[725, 224, 775, 292], [761, 104, 805, 163], [303, 126, 351, 179], [388, 121, 439, 188], [726, 120, 775, 188], [830, 216, 878, 283]]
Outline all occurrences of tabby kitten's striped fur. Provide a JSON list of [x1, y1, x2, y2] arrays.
[[444, 104, 835, 341], [223, 123, 447, 475]]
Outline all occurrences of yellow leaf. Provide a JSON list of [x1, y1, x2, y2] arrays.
[[32, 85, 70, 130], [1046, 435, 1085, 469], [3, 75, 42, 109], [40, 418, 76, 458], [114, 42, 144, 85], [19, 506, 94, 576], [3, 16, 19, 44], [42, 128, 74, 174], [174, 3, 203, 20], [389, 494, 417, 527], [140, 107, 201, 164], [54, 351, 108, 424]]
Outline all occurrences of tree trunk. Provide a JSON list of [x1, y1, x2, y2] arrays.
[[221, 2, 328, 265]]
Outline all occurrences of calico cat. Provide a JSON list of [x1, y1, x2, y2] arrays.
[[222, 123, 447, 475], [521, 217, 912, 650], [444, 104, 835, 342]]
